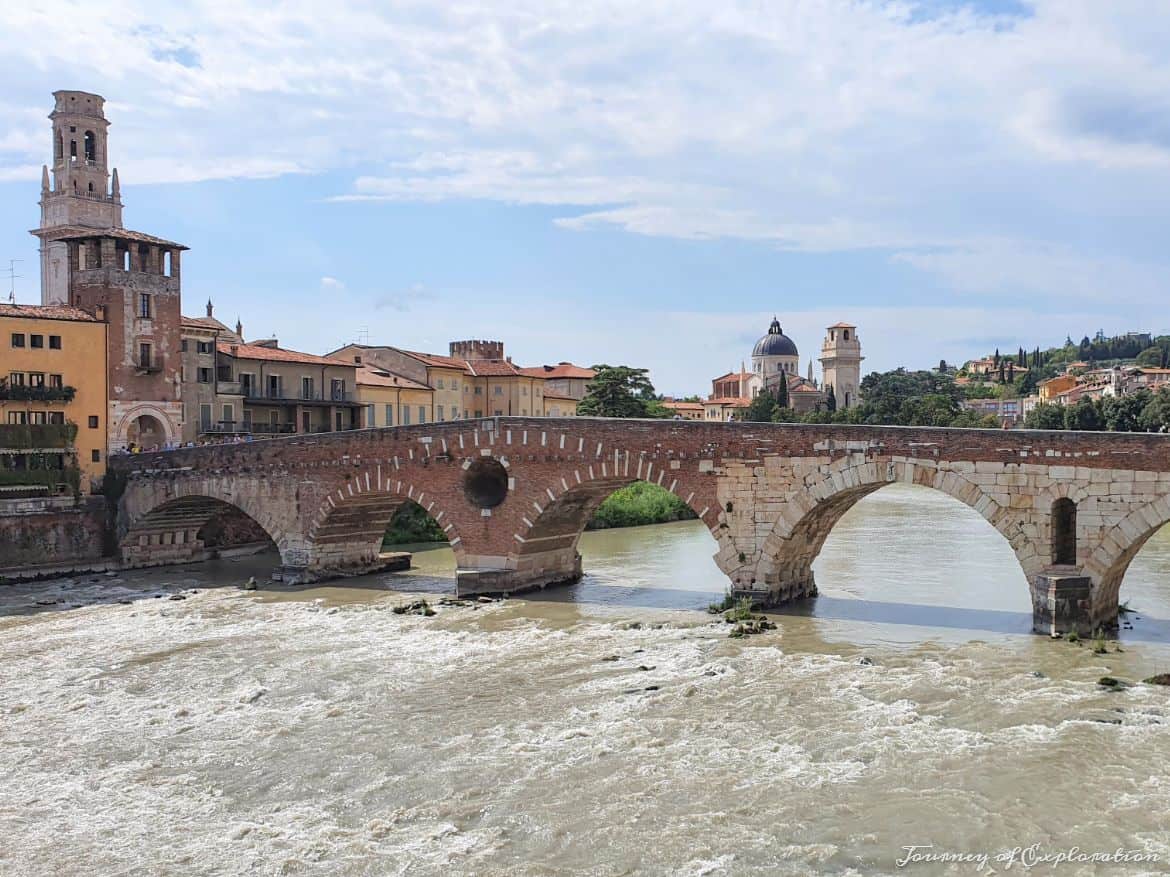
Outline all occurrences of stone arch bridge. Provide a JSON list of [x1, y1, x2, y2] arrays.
[[111, 417, 1170, 634]]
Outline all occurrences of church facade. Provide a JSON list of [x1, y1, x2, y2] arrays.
[[708, 317, 864, 417]]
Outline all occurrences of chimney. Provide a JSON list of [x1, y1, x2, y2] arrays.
[[206, 298, 214, 318], [235, 317, 243, 339]]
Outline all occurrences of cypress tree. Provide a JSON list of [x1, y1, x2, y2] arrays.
[[775, 373, 790, 409]]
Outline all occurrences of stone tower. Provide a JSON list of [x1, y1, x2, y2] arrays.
[[38, 91, 125, 305], [31, 90, 184, 452], [819, 322, 863, 409]]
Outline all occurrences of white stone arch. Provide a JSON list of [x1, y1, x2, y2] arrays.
[[120, 474, 291, 561], [112, 403, 178, 450], [752, 456, 1028, 595], [1084, 492, 1170, 611], [1027, 481, 1093, 569]]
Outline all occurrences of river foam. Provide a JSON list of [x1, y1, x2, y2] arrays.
[[3, 578, 1170, 876]]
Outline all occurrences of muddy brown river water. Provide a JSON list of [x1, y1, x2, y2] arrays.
[[2, 485, 1169, 875]]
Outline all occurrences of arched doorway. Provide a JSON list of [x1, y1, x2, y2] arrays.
[[127, 414, 166, 450]]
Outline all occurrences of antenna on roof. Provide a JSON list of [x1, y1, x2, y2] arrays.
[[4, 259, 21, 304], [357, 326, 370, 346]]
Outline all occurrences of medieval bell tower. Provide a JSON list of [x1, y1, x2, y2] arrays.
[[38, 91, 125, 305], [819, 322, 864, 409], [32, 90, 185, 451]]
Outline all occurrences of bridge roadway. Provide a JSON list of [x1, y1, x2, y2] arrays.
[[111, 417, 1170, 635]]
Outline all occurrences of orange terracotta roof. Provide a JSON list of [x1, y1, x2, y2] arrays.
[[518, 362, 597, 379], [826, 321, 856, 329], [542, 393, 579, 402], [713, 371, 753, 382], [789, 384, 820, 393], [706, 396, 751, 406], [217, 341, 354, 367], [181, 315, 236, 336], [0, 303, 101, 322], [398, 349, 469, 371], [465, 359, 522, 377], [356, 365, 431, 391], [662, 401, 704, 410]]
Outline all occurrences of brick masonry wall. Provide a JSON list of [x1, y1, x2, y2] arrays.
[[0, 498, 109, 571]]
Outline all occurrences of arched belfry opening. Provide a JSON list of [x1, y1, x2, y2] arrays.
[[84, 131, 96, 163], [1051, 498, 1077, 566]]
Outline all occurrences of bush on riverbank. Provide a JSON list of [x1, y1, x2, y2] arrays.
[[382, 482, 697, 545], [383, 501, 448, 546], [585, 481, 698, 530]]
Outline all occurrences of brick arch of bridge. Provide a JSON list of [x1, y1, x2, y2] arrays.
[[304, 465, 471, 574], [751, 457, 1023, 602], [1085, 492, 1170, 617], [119, 475, 292, 567], [506, 453, 728, 584]]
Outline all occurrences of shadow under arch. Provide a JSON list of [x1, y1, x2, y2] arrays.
[[755, 460, 1027, 602], [120, 494, 279, 566], [306, 473, 468, 574]]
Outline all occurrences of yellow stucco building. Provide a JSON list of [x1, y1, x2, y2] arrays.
[[1, 303, 108, 491], [355, 366, 435, 427]]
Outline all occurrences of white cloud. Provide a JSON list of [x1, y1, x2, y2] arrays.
[[3, 0, 1170, 302], [320, 276, 345, 292]]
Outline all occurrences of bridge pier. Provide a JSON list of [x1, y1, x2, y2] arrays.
[[733, 567, 818, 608], [455, 548, 583, 598], [1030, 571, 1117, 636]]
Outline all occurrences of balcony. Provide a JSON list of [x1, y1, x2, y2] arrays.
[[0, 422, 79, 450], [243, 388, 358, 405], [0, 383, 76, 404], [199, 420, 252, 436], [135, 361, 162, 375], [217, 381, 244, 396], [249, 423, 297, 435]]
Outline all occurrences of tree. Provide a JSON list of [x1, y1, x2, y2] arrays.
[[577, 365, 661, 418], [825, 384, 837, 413], [1015, 368, 1039, 397], [1136, 346, 1164, 368], [774, 374, 790, 409], [1024, 402, 1066, 430], [1102, 390, 1150, 432], [740, 391, 778, 423], [1140, 387, 1170, 433], [1063, 395, 1103, 431]]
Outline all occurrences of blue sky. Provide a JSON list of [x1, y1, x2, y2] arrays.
[[2, 0, 1168, 395]]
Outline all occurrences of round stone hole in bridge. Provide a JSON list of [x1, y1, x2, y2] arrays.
[[464, 457, 510, 508]]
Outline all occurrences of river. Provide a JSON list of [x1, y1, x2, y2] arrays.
[[1, 484, 1168, 875]]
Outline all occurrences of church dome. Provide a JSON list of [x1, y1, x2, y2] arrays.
[[752, 317, 798, 358]]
